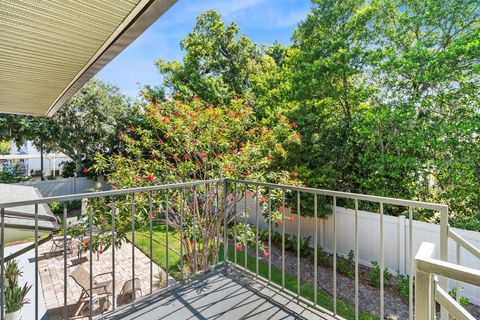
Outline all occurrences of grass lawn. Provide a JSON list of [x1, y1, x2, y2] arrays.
[[131, 225, 378, 320], [127, 224, 182, 273]]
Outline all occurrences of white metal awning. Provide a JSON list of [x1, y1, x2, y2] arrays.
[[0, 0, 176, 116]]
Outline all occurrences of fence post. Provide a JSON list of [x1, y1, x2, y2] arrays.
[[415, 269, 433, 320]]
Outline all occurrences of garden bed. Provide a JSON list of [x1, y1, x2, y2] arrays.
[[265, 242, 480, 319]]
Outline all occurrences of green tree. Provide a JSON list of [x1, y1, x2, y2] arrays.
[[0, 141, 11, 155], [95, 96, 300, 186], [368, 0, 480, 218], [155, 10, 274, 109], [0, 80, 131, 175], [285, 0, 377, 192]]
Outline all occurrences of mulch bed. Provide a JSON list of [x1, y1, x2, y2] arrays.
[[265, 243, 480, 319]]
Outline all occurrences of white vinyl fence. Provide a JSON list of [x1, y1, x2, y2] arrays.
[[17, 176, 111, 197], [242, 196, 480, 305]]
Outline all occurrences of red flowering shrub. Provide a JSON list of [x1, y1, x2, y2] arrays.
[[96, 96, 300, 187]]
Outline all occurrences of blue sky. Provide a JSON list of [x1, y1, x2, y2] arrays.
[[97, 0, 310, 97]]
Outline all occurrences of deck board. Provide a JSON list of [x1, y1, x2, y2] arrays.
[[104, 268, 336, 320]]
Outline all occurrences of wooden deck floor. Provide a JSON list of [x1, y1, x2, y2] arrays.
[[104, 267, 336, 320]]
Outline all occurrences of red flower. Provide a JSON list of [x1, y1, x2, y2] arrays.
[[82, 168, 89, 174], [259, 195, 268, 202], [289, 216, 295, 223], [235, 244, 244, 251], [147, 97, 152, 102], [146, 174, 156, 181], [99, 248, 105, 254], [200, 152, 207, 159], [264, 250, 270, 257], [162, 117, 167, 123], [233, 95, 238, 100], [242, 110, 247, 116], [83, 240, 89, 247], [216, 153, 222, 158], [244, 170, 250, 177]]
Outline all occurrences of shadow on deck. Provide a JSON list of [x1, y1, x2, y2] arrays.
[[103, 267, 336, 320]]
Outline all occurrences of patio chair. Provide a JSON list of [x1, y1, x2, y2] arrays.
[[69, 265, 113, 316], [50, 235, 73, 254], [119, 278, 142, 305]]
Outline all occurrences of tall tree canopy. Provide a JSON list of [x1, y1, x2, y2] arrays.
[[140, 1, 479, 227]]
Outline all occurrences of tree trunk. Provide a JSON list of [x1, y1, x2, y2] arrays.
[[75, 156, 83, 175]]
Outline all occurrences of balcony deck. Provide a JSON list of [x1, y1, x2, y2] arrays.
[[104, 267, 335, 320]]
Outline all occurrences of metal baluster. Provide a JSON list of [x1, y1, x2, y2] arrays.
[[268, 188, 272, 283], [409, 207, 413, 320], [34, 204, 39, 320], [314, 194, 318, 305], [333, 196, 337, 315], [0, 208, 4, 320], [355, 199, 359, 320], [166, 191, 169, 286], [89, 200, 93, 320], [180, 188, 184, 278], [380, 203, 384, 320], [216, 184, 220, 265], [456, 243, 461, 304], [297, 191, 300, 298], [63, 202, 68, 319], [282, 190, 286, 289], [223, 181, 228, 265], [111, 197, 116, 311], [149, 192, 153, 293], [244, 184, 248, 271], [255, 186, 259, 276], [131, 194, 135, 303], [193, 186, 197, 274], [203, 185, 208, 272], [234, 183, 237, 265]]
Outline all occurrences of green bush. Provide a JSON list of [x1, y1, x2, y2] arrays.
[[365, 261, 392, 287], [49, 201, 64, 215], [337, 250, 354, 278], [396, 273, 413, 299], [316, 245, 332, 267], [449, 288, 470, 308]]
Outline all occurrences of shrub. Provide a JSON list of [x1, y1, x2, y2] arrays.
[[396, 273, 413, 299], [298, 236, 311, 257], [337, 250, 354, 278], [49, 201, 64, 215], [365, 261, 392, 287], [449, 288, 470, 308], [316, 245, 332, 267], [258, 229, 269, 242]]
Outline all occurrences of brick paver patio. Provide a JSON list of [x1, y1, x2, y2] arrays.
[[38, 239, 166, 319]]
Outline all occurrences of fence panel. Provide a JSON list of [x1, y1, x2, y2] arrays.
[[17, 177, 111, 197], [244, 195, 480, 305]]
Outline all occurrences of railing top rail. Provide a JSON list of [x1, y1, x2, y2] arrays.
[[226, 179, 448, 211], [0, 177, 447, 212], [416, 242, 480, 287], [0, 179, 223, 208]]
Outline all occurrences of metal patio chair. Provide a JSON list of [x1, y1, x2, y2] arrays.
[[69, 265, 113, 316]]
